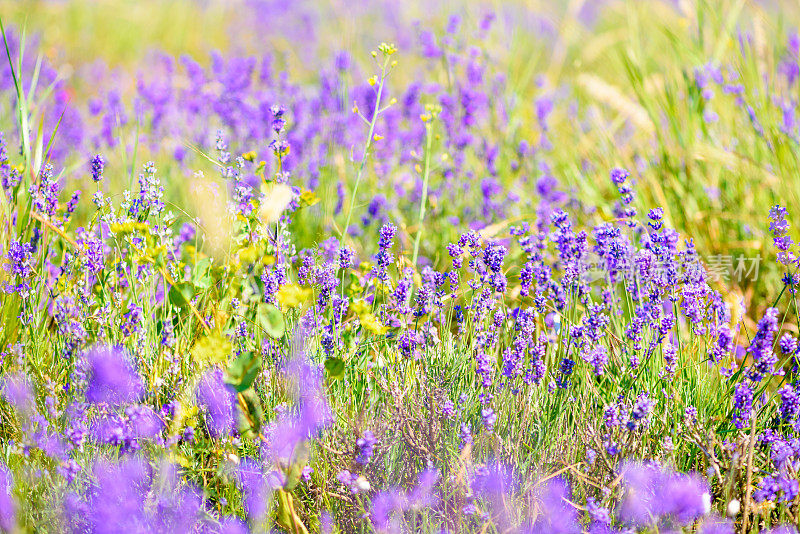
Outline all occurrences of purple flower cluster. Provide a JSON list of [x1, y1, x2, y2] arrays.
[[747, 307, 780, 380], [356, 430, 377, 464], [84, 346, 144, 407], [617, 462, 710, 527], [90, 154, 105, 182]]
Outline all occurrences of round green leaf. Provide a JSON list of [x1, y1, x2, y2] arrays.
[[257, 303, 286, 338], [324, 357, 345, 380]]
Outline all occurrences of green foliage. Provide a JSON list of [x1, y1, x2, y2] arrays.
[[324, 357, 345, 380], [256, 303, 286, 339], [225, 351, 263, 393]]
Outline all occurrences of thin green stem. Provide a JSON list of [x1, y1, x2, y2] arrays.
[[411, 122, 433, 270], [340, 56, 390, 245]]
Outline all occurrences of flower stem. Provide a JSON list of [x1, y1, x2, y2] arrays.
[[340, 56, 390, 245], [411, 121, 433, 270]]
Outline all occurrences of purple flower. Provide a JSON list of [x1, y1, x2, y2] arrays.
[[120, 303, 143, 338], [76, 228, 105, 273], [0, 465, 15, 532], [627, 392, 655, 430], [371, 223, 397, 284], [90, 154, 105, 182], [370, 469, 439, 530], [482, 407, 497, 432], [780, 333, 798, 355], [603, 404, 621, 428], [261, 268, 282, 305], [65, 456, 203, 532], [356, 430, 376, 465], [84, 346, 144, 407], [64, 191, 80, 222], [1, 373, 34, 413], [747, 307, 779, 380], [6, 241, 33, 278], [731, 382, 753, 430], [703, 109, 719, 123], [647, 207, 664, 230], [618, 462, 709, 526], [419, 30, 442, 58], [531, 477, 581, 533], [754, 474, 799, 504], [610, 167, 630, 185], [195, 368, 235, 438], [460, 423, 472, 448], [685, 405, 699, 425], [371, 489, 405, 529], [779, 385, 800, 422], [264, 347, 332, 462], [586, 497, 611, 525], [762, 527, 800, 534], [218, 517, 249, 534], [583, 345, 608, 376], [609, 167, 636, 219], [769, 204, 795, 264], [30, 164, 59, 219], [710, 325, 734, 362], [301, 465, 313, 481], [661, 342, 678, 378], [236, 459, 272, 521], [338, 246, 354, 270]]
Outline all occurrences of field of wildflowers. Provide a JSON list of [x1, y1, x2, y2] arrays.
[[1, 0, 800, 532]]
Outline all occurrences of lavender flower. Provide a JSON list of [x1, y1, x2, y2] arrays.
[[618, 462, 710, 527], [90, 154, 105, 182], [338, 246, 354, 270], [731, 382, 753, 430], [482, 407, 497, 432], [5, 241, 33, 281], [356, 430, 376, 464], [769, 204, 795, 265], [84, 346, 144, 407], [778, 385, 800, 422], [0, 465, 15, 532], [371, 223, 397, 284], [779, 333, 798, 355], [531, 477, 580, 533], [195, 368, 235, 438], [747, 307, 779, 380], [627, 392, 655, 430], [583, 345, 608, 376], [586, 497, 611, 526]]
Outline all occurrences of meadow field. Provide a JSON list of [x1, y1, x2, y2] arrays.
[[1, 0, 800, 532]]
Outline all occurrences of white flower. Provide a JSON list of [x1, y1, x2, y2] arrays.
[[702, 492, 712, 514], [726, 499, 740, 517], [260, 183, 294, 224], [354, 475, 371, 493]]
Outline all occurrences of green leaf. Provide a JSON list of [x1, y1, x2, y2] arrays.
[[193, 258, 214, 290], [169, 282, 195, 308], [298, 189, 320, 208], [284, 462, 304, 491], [275, 490, 293, 531], [257, 303, 285, 338], [236, 388, 264, 437], [324, 357, 345, 380], [275, 490, 309, 534], [32, 109, 45, 177], [225, 351, 263, 392]]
